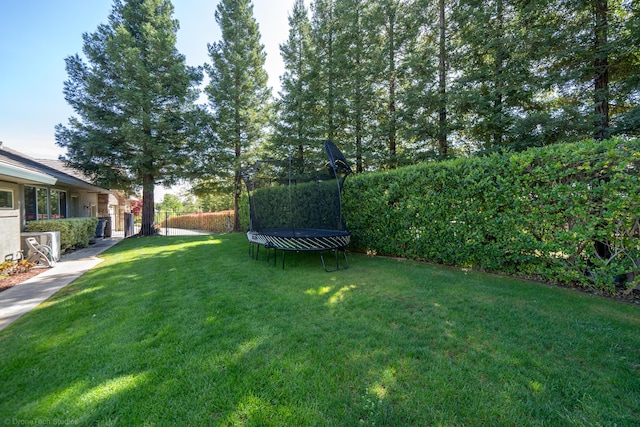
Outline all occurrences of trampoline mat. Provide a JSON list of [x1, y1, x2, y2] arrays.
[[247, 228, 350, 251]]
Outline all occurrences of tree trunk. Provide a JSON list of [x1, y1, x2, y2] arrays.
[[438, 0, 448, 158], [141, 173, 155, 236], [388, 2, 397, 168], [593, 0, 609, 140], [233, 170, 241, 232], [492, 0, 505, 148]]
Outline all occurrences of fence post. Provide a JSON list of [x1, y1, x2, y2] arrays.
[[227, 213, 231, 233], [165, 211, 169, 236]]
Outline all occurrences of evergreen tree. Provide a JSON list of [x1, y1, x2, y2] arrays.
[[437, 0, 448, 158], [531, 0, 636, 142], [333, 0, 378, 172], [613, 1, 640, 136], [399, 0, 442, 160], [450, 0, 539, 152], [204, 0, 271, 231], [271, 0, 321, 161], [368, 0, 417, 168], [310, 0, 341, 142], [55, 0, 202, 236]]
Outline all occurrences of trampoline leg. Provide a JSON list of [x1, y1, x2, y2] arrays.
[[321, 249, 349, 272], [282, 250, 285, 269]]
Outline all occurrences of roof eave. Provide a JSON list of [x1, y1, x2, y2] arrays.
[[0, 163, 57, 185]]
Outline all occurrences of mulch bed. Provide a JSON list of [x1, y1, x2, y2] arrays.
[[0, 269, 46, 293]]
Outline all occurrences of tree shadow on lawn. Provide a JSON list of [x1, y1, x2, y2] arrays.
[[1, 233, 639, 425]]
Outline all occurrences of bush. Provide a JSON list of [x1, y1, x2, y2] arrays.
[[343, 138, 640, 293], [25, 217, 99, 251]]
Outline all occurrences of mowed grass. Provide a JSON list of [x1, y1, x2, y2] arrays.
[[1, 233, 639, 426]]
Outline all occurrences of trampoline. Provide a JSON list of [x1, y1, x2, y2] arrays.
[[244, 140, 352, 270]]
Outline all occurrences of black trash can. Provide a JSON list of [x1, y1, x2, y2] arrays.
[[95, 219, 107, 238], [100, 216, 112, 237]]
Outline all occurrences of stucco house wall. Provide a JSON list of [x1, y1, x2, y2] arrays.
[[0, 181, 21, 260], [0, 143, 126, 260]]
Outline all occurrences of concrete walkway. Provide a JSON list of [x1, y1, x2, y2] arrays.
[[0, 236, 122, 331]]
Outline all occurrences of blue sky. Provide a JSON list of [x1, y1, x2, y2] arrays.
[[0, 0, 295, 160]]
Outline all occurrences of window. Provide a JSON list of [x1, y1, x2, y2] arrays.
[[25, 186, 37, 220], [59, 191, 67, 218], [50, 189, 67, 218], [0, 189, 13, 209], [24, 186, 67, 220], [37, 187, 48, 219]]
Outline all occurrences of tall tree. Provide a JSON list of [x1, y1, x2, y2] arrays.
[[205, 0, 271, 231], [56, 0, 202, 236], [400, 0, 442, 160], [370, 0, 417, 168], [437, 0, 448, 158], [593, 0, 609, 140], [532, 0, 635, 142], [334, 0, 378, 172], [271, 0, 320, 160], [450, 0, 539, 152], [310, 0, 340, 142], [613, 1, 640, 136]]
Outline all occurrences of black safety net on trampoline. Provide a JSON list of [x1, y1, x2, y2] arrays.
[[243, 141, 352, 252]]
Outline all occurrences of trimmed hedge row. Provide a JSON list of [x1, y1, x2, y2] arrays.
[[25, 217, 98, 252], [343, 138, 640, 292]]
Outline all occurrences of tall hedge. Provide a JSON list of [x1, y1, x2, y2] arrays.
[[343, 138, 640, 292]]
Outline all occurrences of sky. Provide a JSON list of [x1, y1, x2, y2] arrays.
[[0, 0, 296, 161]]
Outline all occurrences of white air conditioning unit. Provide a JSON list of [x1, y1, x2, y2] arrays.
[[21, 231, 61, 262]]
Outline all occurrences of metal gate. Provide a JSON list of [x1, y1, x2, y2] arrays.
[[125, 210, 233, 237]]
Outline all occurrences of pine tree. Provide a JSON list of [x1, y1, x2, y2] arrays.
[[205, 0, 271, 231], [530, 0, 636, 142], [399, 0, 441, 160], [614, 1, 640, 136], [55, 0, 202, 236], [369, 0, 417, 168], [333, 0, 378, 172], [450, 0, 541, 152], [310, 0, 341, 142], [272, 0, 320, 161]]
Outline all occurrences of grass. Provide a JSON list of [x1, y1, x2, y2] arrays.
[[1, 233, 639, 426]]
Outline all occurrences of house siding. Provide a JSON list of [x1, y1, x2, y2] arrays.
[[0, 182, 21, 260]]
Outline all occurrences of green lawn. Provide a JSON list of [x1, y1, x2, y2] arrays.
[[1, 233, 639, 426]]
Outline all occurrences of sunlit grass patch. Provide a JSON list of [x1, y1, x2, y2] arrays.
[[0, 233, 639, 425]]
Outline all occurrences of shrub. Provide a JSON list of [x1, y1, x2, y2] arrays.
[[25, 218, 99, 251], [343, 138, 640, 293]]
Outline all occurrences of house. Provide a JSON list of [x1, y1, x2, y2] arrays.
[[0, 142, 127, 260]]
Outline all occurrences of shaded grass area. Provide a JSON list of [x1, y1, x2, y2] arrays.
[[1, 233, 639, 426]]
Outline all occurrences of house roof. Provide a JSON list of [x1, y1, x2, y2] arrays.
[[0, 143, 108, 193]]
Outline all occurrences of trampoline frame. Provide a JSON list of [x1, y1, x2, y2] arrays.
[[247, 228, 350, 271], [244, 141, 352, 271]]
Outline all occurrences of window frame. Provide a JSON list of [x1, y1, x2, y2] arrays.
[[0, 188, 14, 209], [24, 185, 68, 220]]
